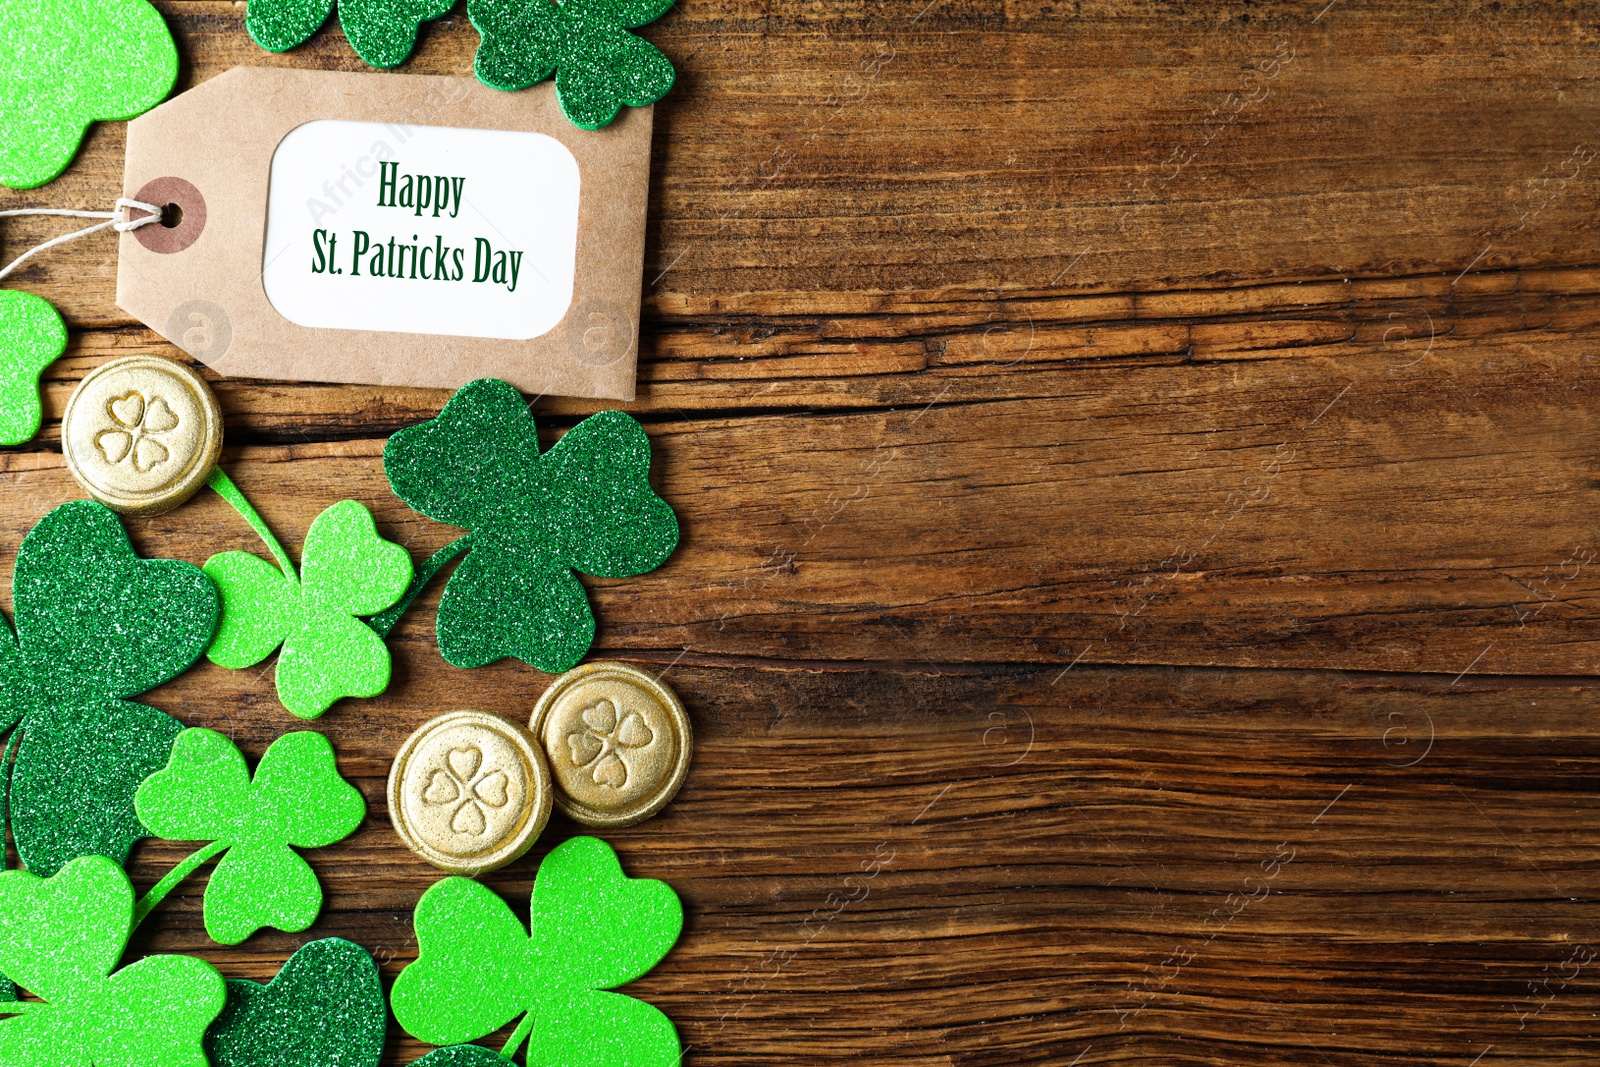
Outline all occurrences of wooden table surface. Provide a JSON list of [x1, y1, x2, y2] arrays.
[[4, 1, 1600, 1063]]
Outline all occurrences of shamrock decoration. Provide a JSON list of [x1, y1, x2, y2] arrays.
[[470, 0, 677, 130], [0, 0, 178, 188], [0, 292, 67, 446], [391, 836, 683, 1065], [0, 500, 218, 876], [246, 0, 455, 69], [205, 498, 412, 718], [0, 856, 225, 1066], [570, 698, 652, 788], [205, 938, 387, 1067], [383, 378, 678, 673], [135, 728, 366, 945]]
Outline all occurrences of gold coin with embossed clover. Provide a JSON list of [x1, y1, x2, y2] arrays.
[[388, 710, 551, 875], [531, 662, 693, 829], [62, 355, 222, 516]]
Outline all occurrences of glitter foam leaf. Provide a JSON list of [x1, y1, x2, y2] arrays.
[[469, 0, 676, 130], [383, 378, 678, 673], [390, 836, 683, 1064], [0, 0, 178, 189], [205, 938, 387, 1067], [205, 498, 412, 719], [245, 0, 456, 69], [407, 1044, 509, 1067], [0, 856, 226, 1067], [135, 728, 367, 945], [0, 292, 67, 447], [0, 500, 219, 877]]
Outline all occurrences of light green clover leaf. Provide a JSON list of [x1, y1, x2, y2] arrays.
[[245, 0, 455, 69], [0, 0, 178, 188], [134, 728, 367, 946], [0, 855, 225, 1067], [391, 836, 683, 1066], [205, 499, 412, 719], [0, 292, 67, 446], [0, 500, 219, 877], [383, 379, 678, 672], [470, 0, 676, 130]]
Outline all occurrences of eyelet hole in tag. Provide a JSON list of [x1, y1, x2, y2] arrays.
[[132, 177, 206, 254]]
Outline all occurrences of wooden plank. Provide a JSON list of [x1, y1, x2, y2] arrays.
[[122, 661, 1600, 1065], [5, 3, 1600, 323], [8, 319, 1600, 677], [28, 266, 1600, 426]]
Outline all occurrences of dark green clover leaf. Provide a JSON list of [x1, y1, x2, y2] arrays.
[[246, 0, 454, 68], [135, 728, 366, 945], [384, 378, 678, 673], [390, 836, 683, 1066], [205, 938, 386, 1067], [470, 0, 676, 130], [0, 500, 218, 876], [408, 1046, 506, 1067], [0, 855, 226, 1067]]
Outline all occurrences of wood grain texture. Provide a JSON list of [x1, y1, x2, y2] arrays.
[[3, 0, 1600, 1063]]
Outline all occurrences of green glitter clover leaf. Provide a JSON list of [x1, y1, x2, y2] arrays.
[[205, 938, 387, 1067], [246, 0, 455, 69], [469, 0, 676, 130], [133, 728, 367, 946], [0, 292, 67, 446], [0, 0, 178, 189], [0, 855, 226, 1067], [0, 500, 218, 877], [204, 491, 412, 719], [378, 378, 678, 673], [390, 836, 683, 1065], [407, 1045, 507, 1067]]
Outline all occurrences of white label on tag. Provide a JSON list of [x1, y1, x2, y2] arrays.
[[261, 119, 581, 341]]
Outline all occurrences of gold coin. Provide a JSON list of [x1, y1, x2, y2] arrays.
[[531, 662, 692, 829], [62, 355, 222, 517], [388, 710, 552, 875]]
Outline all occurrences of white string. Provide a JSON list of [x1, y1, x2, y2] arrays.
[[0, 198, 165, 284]]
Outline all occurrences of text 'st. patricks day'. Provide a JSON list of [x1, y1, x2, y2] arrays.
[[262, 120, 581, 341]]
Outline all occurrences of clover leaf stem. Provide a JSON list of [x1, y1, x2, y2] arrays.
[[209, 465, 470, 641], [368, 534, 473, 638], [500, 1009, 536, 1060], [208, 467, 296, 577], [132, 839, 228, 928]]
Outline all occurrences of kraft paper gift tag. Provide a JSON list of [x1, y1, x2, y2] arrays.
[[116, 67, 651, 401]]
